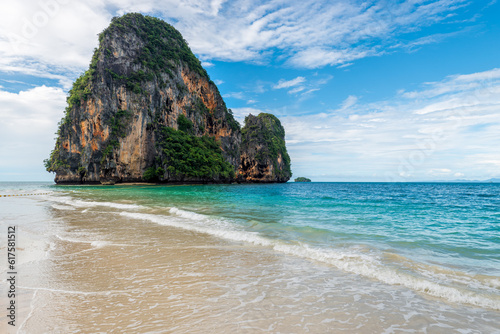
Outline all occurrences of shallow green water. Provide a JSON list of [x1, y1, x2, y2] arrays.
[[58, 182, 500, 273], [2, 182, 499, 312]]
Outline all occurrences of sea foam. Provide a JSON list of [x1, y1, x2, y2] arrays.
[[120, 209, 500, 311], [40, 193, 500, 311], [47, 195, 142, 210]]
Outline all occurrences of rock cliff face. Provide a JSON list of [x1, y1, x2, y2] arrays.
[[45, 13, 291, 184], [238, 114, 292, 183]]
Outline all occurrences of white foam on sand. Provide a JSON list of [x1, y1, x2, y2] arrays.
[[51, 204, 76, 211], [32, 192, 500, 311], [6, 232, 56, 267], [120, 208, 500, 311], [46, 195, 143, 210]]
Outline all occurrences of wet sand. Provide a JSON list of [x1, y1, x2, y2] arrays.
[[1, 196, 499, 333]]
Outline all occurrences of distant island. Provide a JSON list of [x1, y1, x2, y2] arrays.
[[44, 13, 291, 185], [294, 177, 311, 182]]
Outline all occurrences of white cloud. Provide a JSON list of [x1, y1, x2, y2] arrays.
[[401, 68, 500, 99], [271, 75, 331, 97], [0, 0, 490, 181], [300, 88, 320, 97], [0, 0, 110, 82], [288, 47, 373, 69], [394, 27, 474, 53], [0, 0, 474, 83], [339, 95, 358, 111], [0, 85, 66, 180], [229, 107, 266, 124], [173, 0, 468, 68], [283, 68, 500, 181], [428, 168, 452, 174], [288, 86, 306, 94], [273, 76, 306, 89], [223, 91, 245, 100]]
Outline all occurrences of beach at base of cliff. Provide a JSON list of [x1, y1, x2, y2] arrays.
[[1, 182, 499, 333]]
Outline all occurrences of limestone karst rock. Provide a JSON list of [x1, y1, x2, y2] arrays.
[[45, 13, 291, 184]]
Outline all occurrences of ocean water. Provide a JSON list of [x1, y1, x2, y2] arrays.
[[1, 182, 499, 333]]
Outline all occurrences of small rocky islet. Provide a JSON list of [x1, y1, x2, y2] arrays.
[[294, 177, 311, 182]]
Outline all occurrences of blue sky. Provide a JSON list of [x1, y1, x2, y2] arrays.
[[0, 0, 499, 181]]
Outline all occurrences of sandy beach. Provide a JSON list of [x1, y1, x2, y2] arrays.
[[1, 184, 499, 333]]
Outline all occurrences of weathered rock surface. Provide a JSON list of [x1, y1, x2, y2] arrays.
[[238, 114, 292, 183], [45, 13, 291, 184]]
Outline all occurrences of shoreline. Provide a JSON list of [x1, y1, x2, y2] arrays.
[[52, 179, 290, 185], [1, 183, 499, 333], [19, 203, 500, 333]]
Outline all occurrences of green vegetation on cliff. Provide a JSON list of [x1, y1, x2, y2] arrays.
[[43, 137, 69, 173], [241, 113, 292, 179], [294, 177, 311, 182], [61, 47, 101, 126], [45, 46, 102, 172], [144, 115, 235, 181], [57, 12, 213, 131], [45, 13, 290, 184], [103, 13, 209, 82], [226, 108, 240, 132]]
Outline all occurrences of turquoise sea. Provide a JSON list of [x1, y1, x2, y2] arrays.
[[1, 182, 499, 333]]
